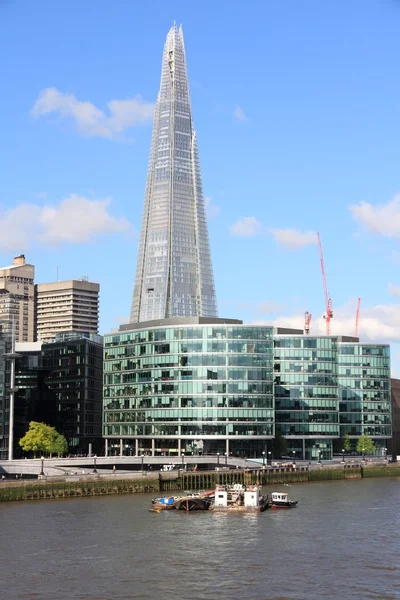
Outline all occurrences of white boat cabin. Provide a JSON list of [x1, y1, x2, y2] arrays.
[[271, 492, 288, 503], [214, 484, 261, 508]]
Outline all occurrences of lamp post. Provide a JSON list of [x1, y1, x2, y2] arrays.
[[141, 454, 144, 472], [268, 451, 271, 466], [318, 451, 322, 464], [40, 456, 44, 477], [384, 447, 387, 461], [181, 452, 185, 468], [362, 447, 365, 462], [93, 454, 97, 474], [342, 448, 345, 463], [292, 450, 296, 466], [262, 451, 266, 467], [224, 452, 228, 466], [217, 452, 220, 467]]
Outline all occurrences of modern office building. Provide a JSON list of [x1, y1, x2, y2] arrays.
[[130, 24, 218, 323], [274, 334, 391, 460], [103, 321, 391, 460], [0, 328, 7, 458], [103, 25, 391, 461], [42, 333, 103, 453], [0, 255, 35, 343], [35, 279, 99, 342], [0, 333, 103, 459], [389, 378, 400, 457]]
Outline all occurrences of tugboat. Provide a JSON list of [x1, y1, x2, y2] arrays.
[[210, 483, 269, 513], [268, 491, 298, 509]]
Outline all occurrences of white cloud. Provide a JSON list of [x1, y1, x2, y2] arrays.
[[350, 194, 400, 238], [31, 87, 154, 140], [0, 194, 131, 250], [229, 216, 262, 237], [270, 228, 318, 249], [251, 301, 400, 344], [35, 192, 47, 200], [388, 283, 400, 297], [204, 196, 220, 217], [257, 301, 286, 315], [233, 105, 248, 122]]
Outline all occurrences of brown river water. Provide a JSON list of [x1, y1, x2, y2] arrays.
[[0, 477, 399, 600]]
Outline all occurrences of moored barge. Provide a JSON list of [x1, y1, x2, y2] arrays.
[[210, 483, 269, 513]]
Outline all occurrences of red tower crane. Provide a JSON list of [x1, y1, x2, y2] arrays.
[[355, 297, 361, 338], [317, 233, 333, 335], [304, 311, 312, 335]]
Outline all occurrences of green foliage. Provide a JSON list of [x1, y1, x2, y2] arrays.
[[19, 421, 68, 456], [333, 433, 352, 454], [272, 430, 288, 458], [52, 433, 68, 456], [356, 434, 375, 455]]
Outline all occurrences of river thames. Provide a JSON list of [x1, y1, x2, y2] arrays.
[[0, 477, 399, 600]]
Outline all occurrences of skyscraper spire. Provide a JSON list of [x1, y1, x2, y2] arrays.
[[130, 25, 218, 323]]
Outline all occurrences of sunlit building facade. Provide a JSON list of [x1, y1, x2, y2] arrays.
[[104, 319, 273, 457], [103, 323, 391, 460], [130, 24, 217, 323]]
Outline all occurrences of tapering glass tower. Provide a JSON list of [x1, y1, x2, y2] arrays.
[[130, 24, 218, 323]]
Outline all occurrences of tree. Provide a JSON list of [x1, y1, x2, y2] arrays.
[[19, 421, 68, 457], [343, 432, 351, 452], [356, 434, 375, 455], [272, 429, 288, 458], [52, 433, 68, 457]]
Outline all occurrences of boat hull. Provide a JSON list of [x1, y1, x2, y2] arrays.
[[270, 501, 298, 509], [211, 504, 269, 513], [173, 497, 211, 511]]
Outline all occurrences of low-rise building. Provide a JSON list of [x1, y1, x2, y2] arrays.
[[0, 333, 103, 459], [103, 318, 391, 460]]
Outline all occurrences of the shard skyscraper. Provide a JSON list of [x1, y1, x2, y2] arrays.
[[130, 24, 218, 323]]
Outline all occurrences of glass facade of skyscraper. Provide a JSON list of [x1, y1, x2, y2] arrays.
[[130, 25, 217, 323], [103, 320, 391, 460]]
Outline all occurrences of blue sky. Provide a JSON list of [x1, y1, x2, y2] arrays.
[[1, 0, 400, 368]]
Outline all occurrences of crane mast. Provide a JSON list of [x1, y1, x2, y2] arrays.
[[304, 311, 312, 335], [317, 233, 333, 335], [355, 297, 361, 338]]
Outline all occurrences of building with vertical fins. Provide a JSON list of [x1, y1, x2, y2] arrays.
[[102, 25, 391, 461], [130, 24, 217, 323]]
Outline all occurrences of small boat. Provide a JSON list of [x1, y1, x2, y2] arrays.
[[269, 491, 298, 509], [210, 484, 269, 513], [151, 495, 181, 510]]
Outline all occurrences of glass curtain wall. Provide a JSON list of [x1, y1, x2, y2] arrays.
[[274, 336, 339, 460], [338, 343, 391, 450], [103, 325, 274, 457]]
